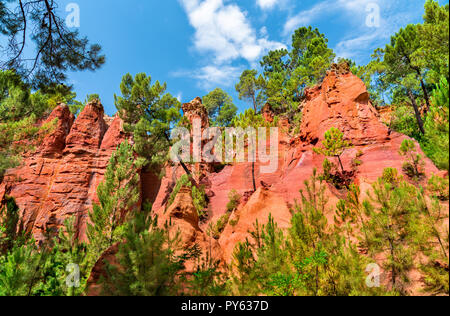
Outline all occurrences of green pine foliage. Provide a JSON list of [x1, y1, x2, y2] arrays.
[[415, 196, 449, 295], [235, 70, 266, 113], [114, 73, 181, 173], [422, 77, 449, 171], [230, 171, 382, 296], [259, 26, 335, 114], [362, 1, 448, 169], [167, 174, 208, 220], [99, 204, 200, 296], [203, 88, 238, 127], [362, 176, 422, 293], [231, 109, 274, 192], [427, 174, 449, 201], [87, 141, 143, 264], [48, 217, 90, 296], [183, 253, 227, 296], [207, 190, 241, 240], [0, 115, 58, 181], [314, 128, 351, 175], [0, 196, 21, 255], [0, 70, 90, 181], [0, 241, 46, 296], [399, 139, 425, 181], [0, 1, 105, 90], [226, 189, 241, 213], [0, 0, 448, 298]]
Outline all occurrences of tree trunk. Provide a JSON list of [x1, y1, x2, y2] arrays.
[[252, 94, 257, 113], [389, 240, 396, 289], [336, 156, 345, 174], [407, 90, 426, 135], [419, 78, 431, 115], [163, 131, 192, 176], [252, 162, 257, 192], [405, 54, 431, 114]]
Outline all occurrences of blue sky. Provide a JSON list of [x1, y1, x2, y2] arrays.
[[54, 0, 442, 116]]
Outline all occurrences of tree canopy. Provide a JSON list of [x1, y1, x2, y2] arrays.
[[0, 0, 105, 91], [203, 88, 237, 127], [114, 73, 183, 174]]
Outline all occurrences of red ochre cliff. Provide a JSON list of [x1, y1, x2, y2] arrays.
[[0, 100, 126, 242], [0, 67, 444, 292]]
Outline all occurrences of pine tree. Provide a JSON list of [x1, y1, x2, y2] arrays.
[[49, 217, 89, 296], [87, 141, 142, 264], [399, 139, 425, 181], [203, 88, 237, 127], [414, 192, 449, 295], [235, 70, 266, 113], [362, 176, 421, 293], [100, 204, 199, 296], [260, 26, 335, 114], [314, 127, 351, 175], [114, 73, 190, 176], [231, 170, 380, 296], [0, 0, 105, 90], [0, 196, 20, 255], [414, 1, 449, 84], [0, 242, 44, 296], [423, 77, 449, 171], [231, 108, 272, 192]]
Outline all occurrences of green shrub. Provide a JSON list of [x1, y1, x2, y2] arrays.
[[0, 115, 57, 181], [208, 213, 231, 240], [229, 218, 239, 227], [208, 190, 241, 239], [320, 158, 335, 182], [422, 77, 449, 171], [191, 185, 208, 220], [167, 174, 208, 220], [427, 174, 449, 201], [382, 168, 403, 187], [399, 139, 425, 181], [226, 190, 241, 212]]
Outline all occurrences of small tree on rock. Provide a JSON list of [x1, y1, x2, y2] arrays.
[[399, 139, 425, 181], [314, 127, 351, 175]]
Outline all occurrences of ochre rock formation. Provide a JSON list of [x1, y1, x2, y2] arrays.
[[181, 97, 213, 180], [161, 186, 223, 271], [150, 69, 440, 264], [0, 68, 444, 295], [182, 97, 210, 130], [0, 100, 126, 242], [299, 68, 389, 146], [378, 106, 393, 126], [219, 187, 291, 264]]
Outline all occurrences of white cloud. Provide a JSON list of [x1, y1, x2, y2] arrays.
[[283, 0, 422, 63], [334, 1, 422, 62], [283, 1, 330, 34], [172, 65, 242, 90], [180, 0, 285, 64], [284, 0, 382, 35], [177, 0, 285, 90], [257, 0, 278, 10]]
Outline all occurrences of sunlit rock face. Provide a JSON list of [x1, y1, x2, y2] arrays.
[[0, 70, 442, 295], [0, 101, 126, 242], [151, 69, 440, 264]]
